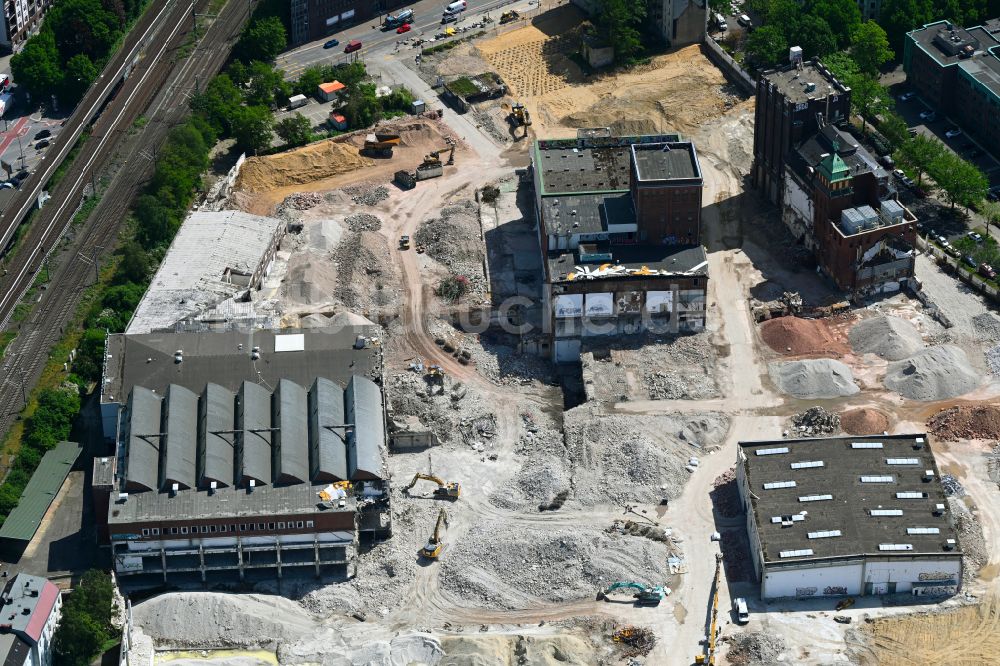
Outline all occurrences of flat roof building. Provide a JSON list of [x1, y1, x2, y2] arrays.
[[0, 574, 61, 666], [736, 434, 963, 599]]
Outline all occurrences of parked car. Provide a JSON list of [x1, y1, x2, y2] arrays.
[[945, 128, 963, 138], [879, 155, 895, 168], [967, 231, 983, 243], [396, 23, 412, 33], [0, 182, 13, 190], [898, 91, 916, 101], [901, 175, 916, 188], [936, 235, 948, 245], [323, 38, 339, 49], [33, 129, 51, 141], [919, 110, 937, 121], [979, 263, 997, 279], [344, 40, 362, 53], [713, 13, 728, 30], [963, 254, 979, 269], [441, 12, 458, 23], [737, 14, 752, 27], [987, 185, 1000, 201], [733, 598, 750, 624], [35, 139, 49, 149]]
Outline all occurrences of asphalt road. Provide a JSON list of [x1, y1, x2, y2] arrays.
[[277, 0, 528, 79]]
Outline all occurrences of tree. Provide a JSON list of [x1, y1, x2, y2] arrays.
[[879, 0, 934, 53], [981, 200, 1000, 236], [763, 0, 801, 38], [896, 134, 945, 185], [117, 242, 149, 283], [822, 51, 860, 86], [850, 74, 892, 130], [244, 61, 291, 108], [52, 570, 115, 666], [931, 152, 989, 209], [594, 0, 646, 63], [134, 194, 178, 248], [47, 0, 121, 61], [294, 65, 327, 97], [797, 15, 837, 59], [230, 105, 274, 153], [745, 25, 788, 69], [805, 0, 861, 47], [234, 16, 287, 64], [190, 74, 243, 135], [850, 21, 894, 74], [60, 54, 99, 107], [275, 113, 312, 147], [11, 30, 62, 102]]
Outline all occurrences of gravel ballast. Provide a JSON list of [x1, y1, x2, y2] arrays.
[[768, 359, 860, 399], [848, 315, 923, 361], [884, 345, 980, 401]]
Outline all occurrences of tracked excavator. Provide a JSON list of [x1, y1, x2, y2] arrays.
[[403, 472, 461, 499], [420, 507, 449, 559], [597, 581, 667, 606]]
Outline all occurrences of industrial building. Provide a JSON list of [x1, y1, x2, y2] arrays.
[[904, 19, 1000, 158], [107, 373, 389, 587], [530, 132, 708, 363], [290, 0, 408, 45], [127, 210, 286, 334], [0, 574, 61, 666], [0, 0, 54, 52], [753, 53, 919, 297], [736, 434, 963, 600]]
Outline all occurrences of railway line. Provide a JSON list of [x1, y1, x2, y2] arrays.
[[0, 0, 253, 443]]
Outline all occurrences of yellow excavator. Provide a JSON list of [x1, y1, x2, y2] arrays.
[[420, 507, 449, 559], [423, 143, 456, 167], [403, 472, 461, 499]]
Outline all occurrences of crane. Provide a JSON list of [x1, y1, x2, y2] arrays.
[[420, 507, 449, 559], [403, 472, 461, 499], [597, 581, 667, 606], [694, 553, 724, 665]]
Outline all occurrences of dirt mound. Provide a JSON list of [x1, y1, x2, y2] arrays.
[[928, 404, 1000, 440], [760, 316, 845, 355], [840, 408, 890, 435], [235, 140, 374, 193], [848, 314, 923, 361], [884, 345, 980, 401], [768, 359, 859, 399]]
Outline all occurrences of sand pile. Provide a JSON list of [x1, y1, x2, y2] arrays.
[[884, 345, 980, 401], [768, 359, 859, 399], [848, 315, 923, 361], [760, 316, 843, 355], [928, 404, 1000, 440], [840, 408, 890, 435], [283, 253, 338, 307], [235, 140, 374, 193], [440, 635, 596, 666]]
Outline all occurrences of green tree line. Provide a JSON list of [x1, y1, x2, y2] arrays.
[[52, 570, 116, 665]]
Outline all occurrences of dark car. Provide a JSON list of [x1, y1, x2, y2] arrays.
[[963, 254, 979, 269], [33, 129, 51, 141], [35, 139, 49, 149], [323, 38, 340, 49]]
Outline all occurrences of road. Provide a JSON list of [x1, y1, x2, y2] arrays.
[[276, 0, 530, 79]]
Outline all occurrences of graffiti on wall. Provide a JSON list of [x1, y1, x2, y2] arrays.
[[823, 586, 848, 596], [795, 587, 818, 597], [918, 571, 954, 582]]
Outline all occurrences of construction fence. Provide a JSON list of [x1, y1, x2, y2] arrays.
[[702, 37, 755, 95]]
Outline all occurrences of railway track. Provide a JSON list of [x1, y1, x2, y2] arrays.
[[0, 0, 253, 442]]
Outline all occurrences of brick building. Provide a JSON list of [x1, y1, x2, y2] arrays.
[[530, 132, 708, 363], [754, 56, 919, 297], [290, 0, 408, 45], [0, 0, 54, 52], [904, 19, 1000, 158]]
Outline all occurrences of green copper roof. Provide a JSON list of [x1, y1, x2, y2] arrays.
[[817, 149, 850, 182]]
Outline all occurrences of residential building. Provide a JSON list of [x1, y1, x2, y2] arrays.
[[754, 55, 918, 297], [0, 0, 54, 52], [904, 19, 1000, 157], [530, 132, 709, 363], [736, 434, 963, 600], [571, 0, 706, 46], [0, 574, 61, 666], [289, 0, 408, 45]]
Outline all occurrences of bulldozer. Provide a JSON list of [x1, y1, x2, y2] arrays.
[[420, 507, 449, 559], [597, 581, 667, 606], [499, 9, 519, 24], [403, 472, 461, 499]]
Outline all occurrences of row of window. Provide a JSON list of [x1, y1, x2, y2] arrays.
[[141, 520, 315, 537]]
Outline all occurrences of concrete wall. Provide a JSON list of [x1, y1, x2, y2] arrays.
[[763, 561, 865, 598], [761, 556, 963, 598], [863, 557, 961, 594]]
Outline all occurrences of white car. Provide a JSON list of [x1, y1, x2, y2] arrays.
[[733, 597, 750, 624], [945, 128, 962, 138], [897, 92, 916, 101], [737, 14, 752, 27], [919, 110, 937, 121]]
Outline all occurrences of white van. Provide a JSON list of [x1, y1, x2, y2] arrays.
[[444, 1, 467, 15]]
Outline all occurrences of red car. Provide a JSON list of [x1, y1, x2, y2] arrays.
[[344, 40, 362, 53], [397, 23, 412, 34]]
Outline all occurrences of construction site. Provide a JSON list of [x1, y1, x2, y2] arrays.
[[111, 3, 1000, 666]]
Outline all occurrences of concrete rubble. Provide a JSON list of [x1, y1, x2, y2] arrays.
[[723, 632, 787, 666], [347, 183, 390, 206], [790, 406, 840, 435]]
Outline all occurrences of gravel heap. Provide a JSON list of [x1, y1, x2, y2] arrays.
[[725, 632, 786, 666], [768, 359, 859, 399], [438, 521, 672, 610], [760, 316, 840, 355], [840, 408, 890, 435], [791, 406, 840, 435], [989, 444, 1000, 488], [884, 345, 980, 401], [848, 315, 923, 361], [972, 313, 1000, 341], [927, 404, 1000, 440], [986, 345, 1000, 375], [349, 184, 390, 206], [280, 192, 322, 210], [414, 202, 484, 273], [949, 497, 987, 583], [331, 231, 395, 313], [344, 212, 382, 232]]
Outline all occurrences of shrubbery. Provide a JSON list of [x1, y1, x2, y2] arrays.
[[52, 570, 116, 666]]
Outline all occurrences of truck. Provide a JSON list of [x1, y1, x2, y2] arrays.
[[384, 8, 414, 29], [287, 94, 308, 110]]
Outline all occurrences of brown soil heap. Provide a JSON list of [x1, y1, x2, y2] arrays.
[[928, 404, 1000, 440], [236, 140, 374, 193], [759, 316, 847, 356], [840, 408, 890, 435]]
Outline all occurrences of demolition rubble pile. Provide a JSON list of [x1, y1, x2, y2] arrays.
[[927, 404, 1000, 440], [790, 406, 840, 435]]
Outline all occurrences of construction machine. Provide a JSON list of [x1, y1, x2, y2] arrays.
[[694, 553, 723, 665], [499, 9, 519, 24], [361, 133, 401, 157], [420, 507, 449, 559], [597, 581, 666, 606], [399, 235, 411, 250], [403, 472, 461, 499]]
